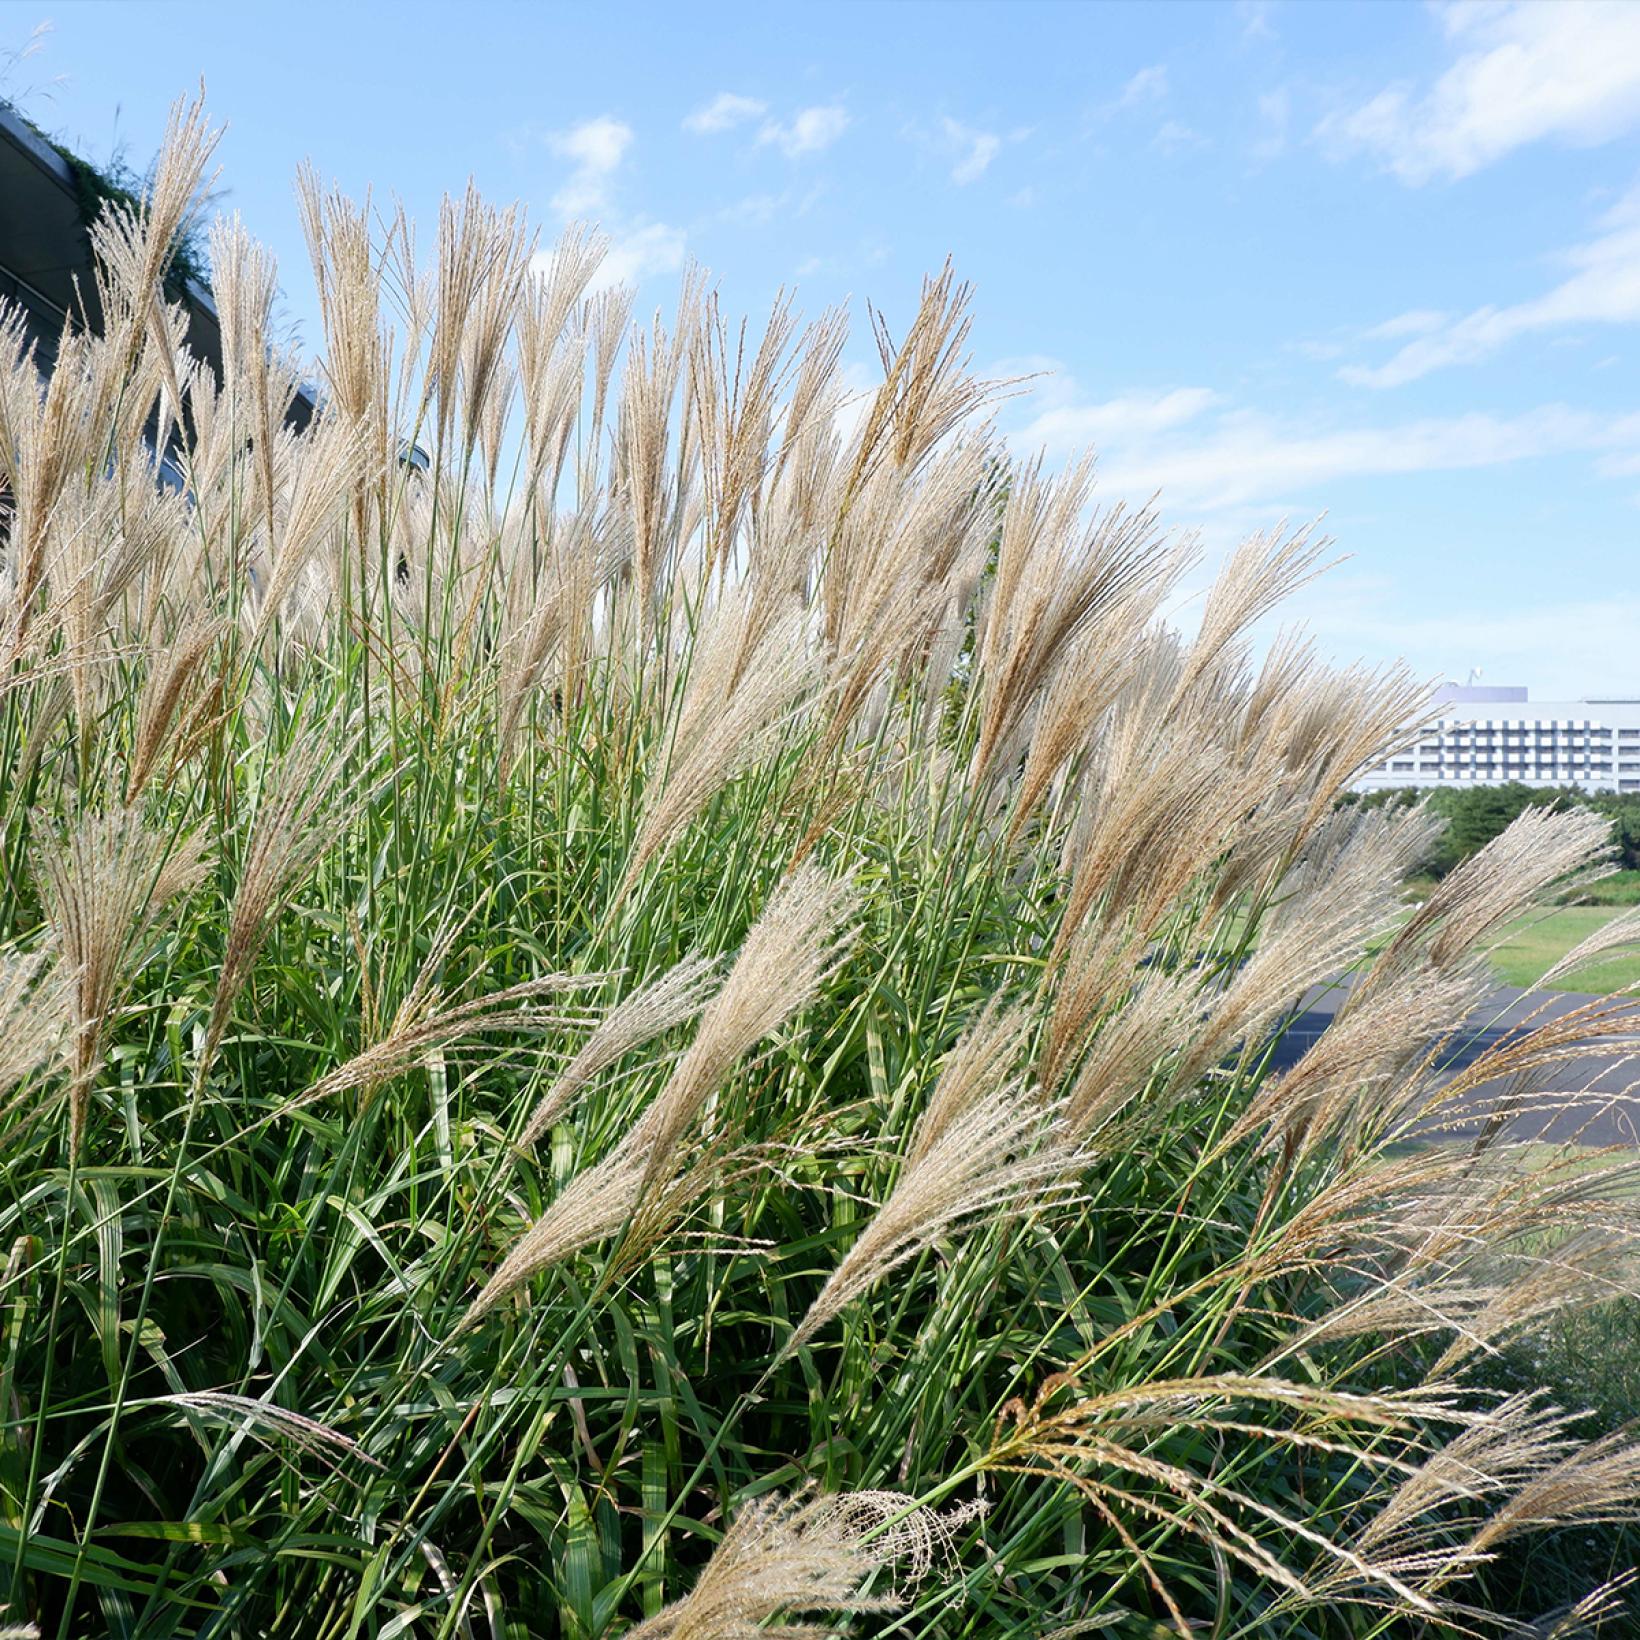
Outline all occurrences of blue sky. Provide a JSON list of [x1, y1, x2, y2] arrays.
[[4, 0, 1639, 696]]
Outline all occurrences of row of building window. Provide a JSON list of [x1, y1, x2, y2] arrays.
[[1431, 724, 1640, 735], [1388, 762, 1635, 772], [1423, 738, 1640, 751], [1427, 732, 1638, 738]]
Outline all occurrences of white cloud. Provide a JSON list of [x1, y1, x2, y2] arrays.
[[1343, 190, 1640, 385], [1092, 404, 1640, 511], [1001, 364, 1640, 509], [684, 93, 767, 135], [758, 105, 850, 158], [998, 365, 1640, 693], [1012, 376, 1221, 456], [1321, 0, 1640, 184], [1364, 308, 1450, 341], [1107, 64, 1169, 114], [1292, 338, 1347, 363], [1237, 1, 1276, 43], [1251, 88, 1289, 161], [1152, 120, 1204, 156], [940, 117, 1003, 184], [717, 192, 785, 226], [539, 117, 685, 291], [588, 222, 687, 293], [548, 115, 634, 214]]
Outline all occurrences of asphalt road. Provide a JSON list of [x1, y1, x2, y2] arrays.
[[1267, 978, 1640, 1147]]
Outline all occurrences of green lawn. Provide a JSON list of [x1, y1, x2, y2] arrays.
[[1486, 903, 1640, 992]]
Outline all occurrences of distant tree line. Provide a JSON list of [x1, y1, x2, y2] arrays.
[[1344, 783, 1640, 876]]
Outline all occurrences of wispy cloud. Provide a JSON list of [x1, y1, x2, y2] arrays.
[[1319, 0, 1640, 184], [1293, 592, 1640, 699], [1094, 403, 1640, 511], [758, 104, 850, 158], [715, 182, 827, 227], [1009, 370, 1220, 457], [683, 92, 767, 135], [1152, 119, 1205, 156], [1236, 1, 1276, 43], [548, 116, 634, 215], [1104, 64, 1169, 116], [1251, 88, 1289, 161], [1343, 188, 1640, 385], [942, 117, 1003, 184], [541, 116, 685, 291], [591, 222, 687, 292], [1001, 362, 1640, 511], [1364, 308, 1450, 341]]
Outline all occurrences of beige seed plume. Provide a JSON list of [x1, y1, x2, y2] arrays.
[[247, 413, 368, 641], [158, 1391, 383, 1469], [518, 953, 722, 1148], [638, 864, 859, 1169], [201, 724, 365, 1080], [1166, 522, 1334, 714], [1040, 918, 1148, 1094], [458, 865, 856, 1329], [125, 615, 224, 804], [455, 1132, 742, 1331], [985, 1371, 1455, 1621], [820, 437, 995, 750], [580, 283, 634, 495], [1157, 803, 1429, 1102], [970, 459, 1163, 785], [905, 1000, 1035, 1170], [493, 521, 583, 784], [1003, 595, 1164, 846], [0, 951, 69, 1130], [621, 590, 819, 894], [785, 1070, 1071, 1359], [1538, 902, 1640, 990], [514, 227, 600, 494], [1469, 1431, 1640, 1556], [34, 811, 208, 1158], [622, 1489, 902, 1640], [1219, 958, 1485, 1166], [1378, 805, 1612, 980], [1356, 1392, 1580, 1560], [298, 972, 606, 1114], [691, 291, 801, 580], [844, 261, 987, 493], [613, 284, 702, 638], [1055, 965, 1206, 1148], [84, 89, 222, 410]]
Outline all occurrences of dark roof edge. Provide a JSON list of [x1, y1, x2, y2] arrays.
[[0, 96, 222, 325], [0, 97, 320, 419]]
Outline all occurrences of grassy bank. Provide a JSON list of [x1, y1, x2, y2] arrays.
[[1488, 905, 1640, 992], [1400, 875, 1640, 992]]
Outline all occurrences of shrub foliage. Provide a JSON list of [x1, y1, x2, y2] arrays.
[[1350, 783, 1640, 879]]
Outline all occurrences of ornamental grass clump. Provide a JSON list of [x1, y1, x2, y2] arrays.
[[6, 92, 1640, 1638]]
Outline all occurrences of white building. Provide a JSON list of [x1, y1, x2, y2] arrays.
[[1357, 686, 1640, 795]]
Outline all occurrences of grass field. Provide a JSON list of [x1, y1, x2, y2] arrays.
[[1399, 871, 1640, 990], [1486, 904, 1640, 992]]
